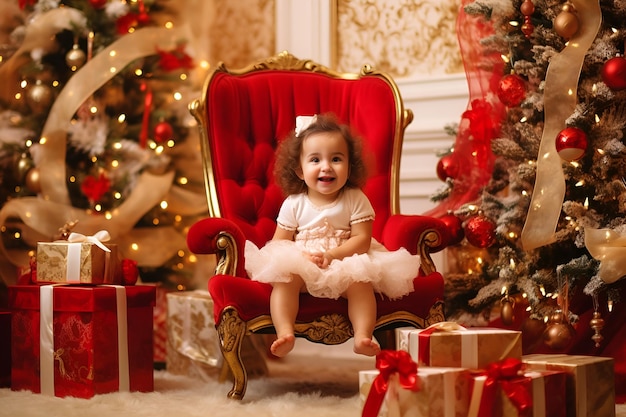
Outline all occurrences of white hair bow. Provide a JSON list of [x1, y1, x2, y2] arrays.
[[294, 115, 317, 137]]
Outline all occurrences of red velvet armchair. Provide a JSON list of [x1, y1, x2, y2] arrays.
[[187, 51, 451, 399]]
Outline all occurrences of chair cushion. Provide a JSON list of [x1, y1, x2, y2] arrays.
[[208, 271, 445, 325]]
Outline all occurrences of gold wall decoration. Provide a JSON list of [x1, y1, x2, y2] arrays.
[[208, 0, 275, 69], [336, 0, 463, 77]]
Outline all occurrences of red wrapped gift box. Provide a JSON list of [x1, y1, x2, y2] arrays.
[[9, 284, 155, 398], [0, 310, 10, 388]]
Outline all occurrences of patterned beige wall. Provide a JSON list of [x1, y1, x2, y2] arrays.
[[208, 0, 276, 69], [336, 0, 463, 76], [204, 0, 462, 77]]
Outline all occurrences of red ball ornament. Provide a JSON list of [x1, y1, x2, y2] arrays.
[[436, 154, 459, 181], [154, 121, 174, 143], [89, 0, 107, 8], [601, 56, 626, 91], [497, 74, 526, 107], [555, 127, 587, 162], [439, 213, 464, 246], [464, 215, 496, 248]]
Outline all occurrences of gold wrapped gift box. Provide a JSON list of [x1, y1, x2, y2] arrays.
[[36, 241, 122, 284], [396, 324, 522, 369], [522, 354, 615, 417], [360, 367, 471, 417], [166, 290, 222, 381]]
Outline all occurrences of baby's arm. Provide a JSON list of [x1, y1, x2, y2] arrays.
[[272, 226, 295, 241], [322, 220, 373, 267]]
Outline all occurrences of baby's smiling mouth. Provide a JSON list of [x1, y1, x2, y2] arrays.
[[318, 176, 335, 183]]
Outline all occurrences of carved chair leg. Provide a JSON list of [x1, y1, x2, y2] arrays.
[[216, 307, 248, 400]]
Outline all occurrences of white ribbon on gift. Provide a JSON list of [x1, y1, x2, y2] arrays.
[[39, 285, 130, 395], [106, 285, 130, 392]]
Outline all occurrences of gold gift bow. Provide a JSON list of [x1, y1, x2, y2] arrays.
[[0, 19, 207, 285], [585, 227, 626, 283], [521, 0, 602, 250]]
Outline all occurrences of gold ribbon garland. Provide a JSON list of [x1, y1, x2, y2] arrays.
[[585, 227, 626, 283], [521, 0, 602, 250]]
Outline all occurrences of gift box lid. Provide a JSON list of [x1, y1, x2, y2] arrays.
[[8, 285, 155, 312]]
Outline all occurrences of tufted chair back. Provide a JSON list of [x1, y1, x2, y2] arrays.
[[196, 52, 407, 251]]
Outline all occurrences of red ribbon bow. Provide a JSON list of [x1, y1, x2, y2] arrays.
[[362, 350, 419, 417], [471, 358, 533, 417]]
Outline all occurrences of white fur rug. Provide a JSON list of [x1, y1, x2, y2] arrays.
[[1, 351, 624, 417], [0, 352, 374, 417]]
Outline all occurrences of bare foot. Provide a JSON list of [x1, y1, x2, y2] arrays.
[[270, 334, 296, 357], [353, 337, 381, 356]]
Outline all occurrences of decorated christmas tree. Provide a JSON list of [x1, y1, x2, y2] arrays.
[[430, 0, 626, 352], [0, 0, 209, 290]]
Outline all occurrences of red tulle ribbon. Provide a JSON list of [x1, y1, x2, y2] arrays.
[[362, 350, 420, 417], [424, 0, 506, 218], [471, 358, 533, 417]]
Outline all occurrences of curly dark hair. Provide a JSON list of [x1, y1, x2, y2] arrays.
[[274, 113, 368, 196]]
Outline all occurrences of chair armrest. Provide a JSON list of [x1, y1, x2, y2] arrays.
[[381, 214, 451, 275], [187, 217, 248, 278]]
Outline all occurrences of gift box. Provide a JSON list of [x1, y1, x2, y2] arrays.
[[9, 284, 155, 398], [396, 323, 522, 369], [166, 290, 222, 380], [0, 310, 10, 388], [153, 284, 170, 365], [522, 354, 615, 417], [359, 352, 471, 417], [468, 361, 566, 417], [35, 232, 122, 284]]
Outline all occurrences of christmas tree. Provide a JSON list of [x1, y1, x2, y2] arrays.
[[0, 0, 209, 289], [431, 0, 626, 351]]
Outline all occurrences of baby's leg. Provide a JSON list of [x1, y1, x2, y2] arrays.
[[270, 276, 305, 357], [345, 282, 380, 356]]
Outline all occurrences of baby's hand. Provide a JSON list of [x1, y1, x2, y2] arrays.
[[304, 251, 327, 268]]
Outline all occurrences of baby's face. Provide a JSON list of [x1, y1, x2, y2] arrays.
[[297, 131, 349, 203]]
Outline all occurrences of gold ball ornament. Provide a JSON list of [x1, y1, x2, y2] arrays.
[[25, 168, 42, 193], [500, 296, 515, 326], [66, 44, 87, 69], [26, 80, 53, 112], [554, 4, 579, 39], [543, 311, 575, 351], [13, 153, 34, 181]]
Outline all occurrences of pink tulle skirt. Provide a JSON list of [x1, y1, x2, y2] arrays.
[[244, 238, 420, 300]]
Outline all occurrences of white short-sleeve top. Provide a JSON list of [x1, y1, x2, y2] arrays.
[[277, 188, 375, 234]]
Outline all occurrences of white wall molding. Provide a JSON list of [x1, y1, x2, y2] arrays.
[[275, 0, 334, 66]]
